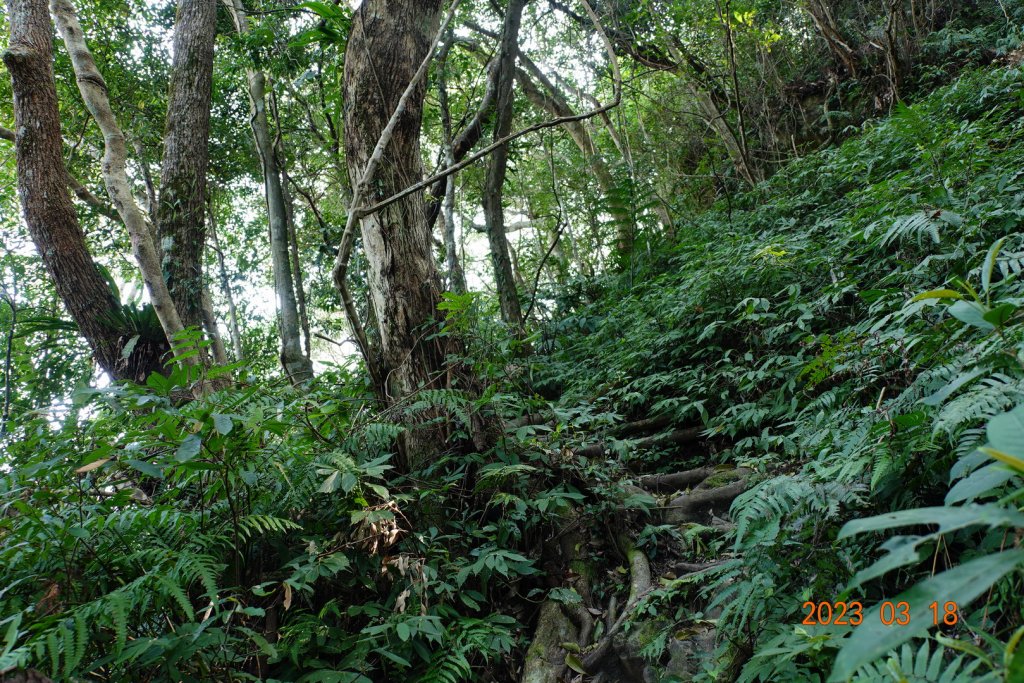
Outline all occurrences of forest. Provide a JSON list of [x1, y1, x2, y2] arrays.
[[1, 0, 1024, 680]]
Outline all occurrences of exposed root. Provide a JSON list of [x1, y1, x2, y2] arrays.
[[612, 414, 672, 436], [576, 427, 702, 459], [637, 466, 716, 492], [666, 472, 750, 524]]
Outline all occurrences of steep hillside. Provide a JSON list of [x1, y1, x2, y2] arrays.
[[529, 63, 1024, 680]]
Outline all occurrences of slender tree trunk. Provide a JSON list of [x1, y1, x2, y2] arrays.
[[484, 0, 527, 328], [437, 38, 468, 294], [209, 198, 245, 361], [271, 91, 313, 359], [223, 0, 313, 384], [4, 0, 132, 380], [512, 56, 634, 254], [200, 286, 229, 366], [157, 0, 217, 332]]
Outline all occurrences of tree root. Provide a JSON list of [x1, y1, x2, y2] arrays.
[[576, 427, 702, 459], [666, 471, 750, 524], [637, 466, 716, 492], [520, 600, 581, 683], [520, 535, 655, 683]]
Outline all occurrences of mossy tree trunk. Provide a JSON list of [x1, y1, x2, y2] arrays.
[[157, 0, 217, 332]]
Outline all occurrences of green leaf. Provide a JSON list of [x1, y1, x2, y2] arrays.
[[126, 458, 164, 479], [987, 405, 1024, 458], [175, 434, 202, 462], [948, 300, 994, 331], [911, 289, 963, 302], [838, 504, 1024, 539], [212, 413, 233, 436], [1, 613, 22, 658], [319, 471, 340, 494], [946, 464, 1017, 504], [829, 549, 1024, 681], [120, 334, 140, 359], [565, 653, 588, 674], [395, 621, 411, 642], [297, 0, 346, 19], [982, 302, 1016, 327], [981, 238, 1006, 294]]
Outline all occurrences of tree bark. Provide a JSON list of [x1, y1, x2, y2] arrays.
[[272, 91, 314, 360], [483, 0, 527, 328], [343, 0, 460, 466], [4, 0, 130, 380], [156, 0, 217, 332], [223, 0, 314, 384]]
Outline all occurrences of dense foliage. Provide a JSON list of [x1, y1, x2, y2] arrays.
[[2, 0, 1024, 681]]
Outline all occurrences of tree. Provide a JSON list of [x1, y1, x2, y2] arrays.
[[483, 0, 528, 328], [156, 0, 218, 332], [340, 0, 457, 467], [224, 0, 314, 385]]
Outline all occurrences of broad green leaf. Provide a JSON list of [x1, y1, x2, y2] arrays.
[[982, 302, 1016, 327], [212, 413, 233, 436], [297, 0, 347, 19], [829, 549, 1024, 681], [319, 471, 340, 494], [395, 621, 410, 642], [946, 464, 1017, 504], [126, 458, 164, 479], [987, 405, 1024, 458], [911, 289, 963, 302], [175, 434, 202, 462], [948, 300, 994, 331]]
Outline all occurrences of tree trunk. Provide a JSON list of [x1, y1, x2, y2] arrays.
[[272, 92, 314, 360], [437, 43, 469, 294], [483, 0, 527, 328], [200, 286, 229, 366], [883, 0, 915, 103], [209, 196, 245, 361], [157, 0, 217, 332], [344, 0, 457, 466], [3, 0, 132, 380], [223, 0, 314, 384]]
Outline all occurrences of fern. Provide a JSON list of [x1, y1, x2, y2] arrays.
[[851, 640, 996, 682]]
